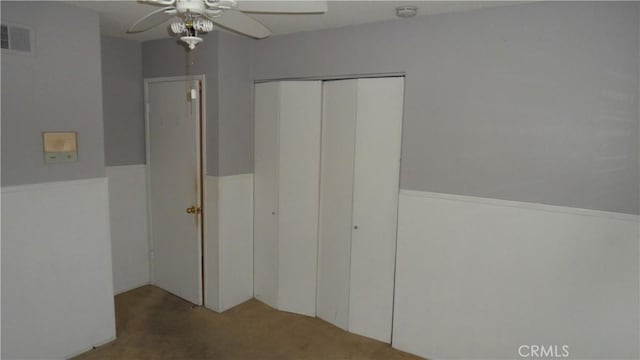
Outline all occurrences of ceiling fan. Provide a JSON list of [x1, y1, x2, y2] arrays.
[[128, 0, 327, 50]]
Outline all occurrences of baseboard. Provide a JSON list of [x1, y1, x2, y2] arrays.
[[63, 335, 117, 359], [114, 281, 152, 296]]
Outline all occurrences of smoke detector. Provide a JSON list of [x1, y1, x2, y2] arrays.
[[396, 6, 418, 18]]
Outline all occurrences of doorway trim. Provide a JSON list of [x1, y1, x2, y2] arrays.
[[143, 74, 207, 305]]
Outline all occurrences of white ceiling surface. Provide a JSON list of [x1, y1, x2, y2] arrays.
[[71, 1, 525, 42]]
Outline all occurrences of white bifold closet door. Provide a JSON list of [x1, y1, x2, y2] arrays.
[[253, 82, 280, 309], [317, 77, 404, 343], [253, 81, 322, 317]]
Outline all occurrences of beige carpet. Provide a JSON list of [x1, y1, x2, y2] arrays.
[[73, 285, 422, 359]]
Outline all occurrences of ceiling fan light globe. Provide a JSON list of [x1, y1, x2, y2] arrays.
[[180, 35, 203, 50], [194, 18, 214, 32], [170, 20, 187, 34]]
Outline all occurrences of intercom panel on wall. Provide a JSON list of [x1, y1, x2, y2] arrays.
[[43, 131, 78, 163]]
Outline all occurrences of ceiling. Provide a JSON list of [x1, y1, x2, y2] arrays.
[[71, 1, 525, 42]]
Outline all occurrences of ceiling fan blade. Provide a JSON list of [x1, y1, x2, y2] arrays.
[[236, 1, 327, 14], [127, 7, 176, 33], [206, 10, 272, 39], [139, 0, 177, 6]]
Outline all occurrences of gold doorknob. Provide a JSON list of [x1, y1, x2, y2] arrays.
[[186, 206, 201, 214]]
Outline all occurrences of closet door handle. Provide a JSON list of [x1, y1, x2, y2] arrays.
[[272, 211, 276, 215], [353, 225, 358, 230]]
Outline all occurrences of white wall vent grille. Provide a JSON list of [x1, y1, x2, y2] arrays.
[[1, 23, 32, 54]]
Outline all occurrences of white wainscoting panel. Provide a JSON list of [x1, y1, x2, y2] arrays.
[[393, 190, 640, 360], [218, 173, 254, 311], [106, 165, 150, 294], [204, 175, 220, 311], [2, 178, 116, 359]]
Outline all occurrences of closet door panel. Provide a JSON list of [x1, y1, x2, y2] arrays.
[[277, 81, 322, 316], [316, 80, 358, 330], [349, 77, 404, 342], [253, 82, 280, 308]]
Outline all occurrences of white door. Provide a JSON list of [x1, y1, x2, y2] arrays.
[[253, 82, 280, 308], [317, 79, 358, 330], [146, 78, 202, 305], [349, 77, 404, 342], [253, 81, 322, 316], [277, 81, 322, 316], [317, 77, 404, 341]]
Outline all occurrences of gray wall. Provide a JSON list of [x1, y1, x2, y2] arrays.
[[101, 35, 145, 166], [141, 32, 254, 176], [121, 2, 639, 213], [253, 1, 640, 215], [217, 32, 255, 176], [1, 1, 105, 186], [142, 34, 219, 176]]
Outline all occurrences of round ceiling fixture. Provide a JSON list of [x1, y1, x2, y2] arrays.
[[180, 36, 203, 50], [396, 6, 418, 18]]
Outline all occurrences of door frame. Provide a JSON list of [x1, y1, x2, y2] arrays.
[[144, 75, 207, 305]]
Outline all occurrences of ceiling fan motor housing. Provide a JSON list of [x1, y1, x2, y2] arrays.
[[176, 0, 207, 14]]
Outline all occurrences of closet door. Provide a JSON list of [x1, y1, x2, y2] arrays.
[[349, 77, 404, 342], [277, 81, 322, 316], [316, 80, 358, 330], [253, 82, 280, 308]]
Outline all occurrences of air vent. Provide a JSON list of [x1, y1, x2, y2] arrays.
[[1, 25, 9, 49], [1, 23, 32, 53]]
